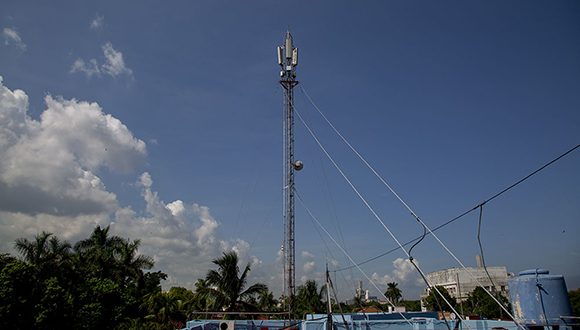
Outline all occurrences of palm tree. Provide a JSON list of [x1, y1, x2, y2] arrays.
[[15, 232, 72, 277], [74, 225, 125, 277], [205, 251, 267, 313], [116, 239, 154, 284], [15, 231, 53, 265], [47, 236, 73, 267], [296, 280, 325, 315], [141, 291, 178, 325], [257, 290, 278, 312], [385, 282, 402, 305]]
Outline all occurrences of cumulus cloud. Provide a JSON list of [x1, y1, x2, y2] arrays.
[[0, 77, 146, 216], [71, 59, 101, 78], [392, 257, 416, 282], [303, 261, 316, 274], [301, 250, 315, 259], [299, 249, 322, 284], [374, 258, 417, 284], [109, 172, 226, 284], [219, 238, 262, 268], [371, 272, 394, 286], [0, 77, 274, 293], [0, 211, 110, 253], [113, 175, 271, 290], [70, 42, 133, 79], [2, 27, 26, 51], [90, 14, 104, 30], [102, 43, 133, 77], [370, 258, 421, 297]]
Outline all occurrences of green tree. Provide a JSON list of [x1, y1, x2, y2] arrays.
[[401, 300, 421, 311], [15, 232, 73, 276], [463, 286, 510, 319], [142, 291, 179, 325], [166, 286, 195, 326], [257, 289, 278, 312], [1, 227, 167, 329], [74, 225, 125, 279], [116, 239, 154, 284], [384, 282, 402, 305], [0, 254, 37, 329], [295, 280, 325, 316], [570, 289, 580, 317], [205, 251, 267, 313], [13, 232, 76, 328], [191, 278, 212, 315], [349, 294, 366, 312], [423, 286, 456, 312]]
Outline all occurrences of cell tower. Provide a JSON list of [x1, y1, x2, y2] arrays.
[[277, 31, 301, 317]]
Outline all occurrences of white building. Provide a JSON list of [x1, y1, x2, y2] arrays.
[[422, 263, 509, 303]]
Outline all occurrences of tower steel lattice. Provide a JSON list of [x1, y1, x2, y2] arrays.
[[277, 31, 299, 318]]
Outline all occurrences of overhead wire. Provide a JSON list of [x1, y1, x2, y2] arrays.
[[294, 190, 415, 327], [299, 88, 452, 324], [476, 205, 495, 291], [476, 204, 505, 318], [304, 82, 578, 272], [294, 108, 466, 327], [318, 156, 348, 266], [297, 86, 577, 329], [332, 142, 580, 272]]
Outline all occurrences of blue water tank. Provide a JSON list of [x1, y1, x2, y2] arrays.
[[508, 269, 572, 326]]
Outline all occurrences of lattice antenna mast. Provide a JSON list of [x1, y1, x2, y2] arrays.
[[277, 31, 301, 317]]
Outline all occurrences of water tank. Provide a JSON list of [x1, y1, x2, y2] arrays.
[[508, 269, 572, 327]]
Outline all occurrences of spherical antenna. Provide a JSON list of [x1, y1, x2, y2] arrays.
[[293, 160, 303, 171]]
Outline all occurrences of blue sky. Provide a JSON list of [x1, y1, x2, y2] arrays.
[[1, 1, 579, 300]]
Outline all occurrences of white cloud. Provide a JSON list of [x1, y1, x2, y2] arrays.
[[90, 14, 104, 30], [300, 250, 317, 277], [372, 258, 418, 285], [328, 258, 339, 268], [166, 200, 185, 216], [371, 272, 394, 286], [109, 173, 226, 285], [102, 43, 133, 78], [219, 238, 263, 269], [303, 261, 316, 274], [70, 58, 101, 77], [369, 258, 421, 299], [301, 250, 315, 259], [0, 77, 146, 216], [0, 211, 110, 253], [70, 42, 133, 79], [0, 77, 278, 294], [118, 176, 273, 291], [392, 257, 416, 282], [2, 27, 26, 51]]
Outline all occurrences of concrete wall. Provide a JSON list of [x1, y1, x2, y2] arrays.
[[424, 267, 508, 302]]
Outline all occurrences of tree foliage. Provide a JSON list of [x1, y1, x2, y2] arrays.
[[0, 226, 169, 329], [384, 282, 402, 305], [401, 300, 421, 311], [463, 286, 510, 319], [569, 288, 580, 317], [0, 229, 287, 327], [204, 251, 267, 314], [423, 286, 457, 312], [295, 280, 326, 316]]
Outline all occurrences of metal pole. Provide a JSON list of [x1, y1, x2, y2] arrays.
[[278, 31, 299, 319], [326, 265, 333, 330]]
